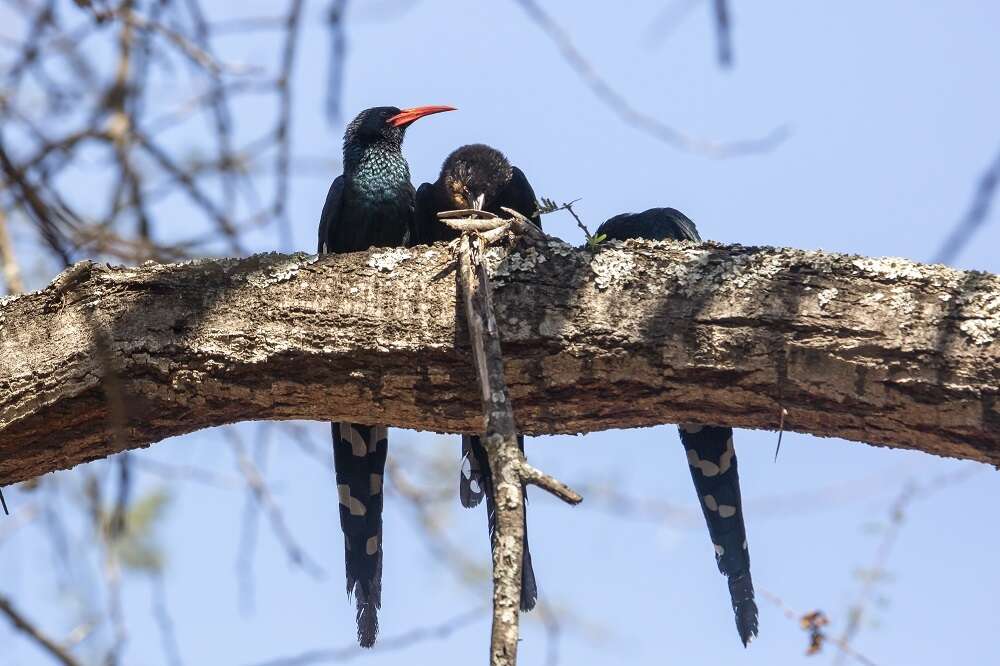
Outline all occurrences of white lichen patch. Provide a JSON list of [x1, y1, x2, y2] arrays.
[[851, 256, 924, 281], [957, 291, 1000, 345], [959, 319, 997, 346], [590, 248, 636, 290], [245, 253, 315, 287], [492, 246, 547, 279], [545, 239, 575, 257], [817, 288, 839, 309], [886, 284, 918, 319], [367, 247, 411, 273]]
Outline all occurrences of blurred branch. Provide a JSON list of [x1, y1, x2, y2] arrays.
[[642, 0, 702, 47], [244, 606, 485, 666], [0, 209, 25, 294], [757, 589, 876, 666], [833, 464, 982, 665], [272, 0, 305, 248], [151, 575, 184, 666], [0, 593, 84, 666], [226, 431, 326, 579], [325, 0, 349, 125], [934, 143, 1000, 265], [711, 0, 732, 67], [0, 0, 310, 270], [513, 0, 787, 157]]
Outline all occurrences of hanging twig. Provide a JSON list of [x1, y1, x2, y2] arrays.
[[450, 213, 582, 665]]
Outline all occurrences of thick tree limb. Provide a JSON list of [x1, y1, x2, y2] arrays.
[[2, 240, 999, 484]]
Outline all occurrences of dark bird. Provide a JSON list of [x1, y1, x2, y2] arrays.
[[414, 144, 541, 611], [596, 208, 759, 646], [319, 104, 455, 647]]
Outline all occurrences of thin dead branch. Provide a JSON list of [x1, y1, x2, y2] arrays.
[[934, 143, 1000, 265], [513, 0, 787, 157], [0, 593, 85, 666], [453, 221, 582, 666]]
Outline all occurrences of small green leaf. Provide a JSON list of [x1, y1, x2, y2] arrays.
[[587, 233, 607, 248]]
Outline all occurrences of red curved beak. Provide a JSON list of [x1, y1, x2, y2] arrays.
[[388, 105, 457, 128]]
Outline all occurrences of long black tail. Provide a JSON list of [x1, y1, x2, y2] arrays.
[[678, 424, 758, 646], [460, 434, 538, 611], [331, 422, 388, 648]]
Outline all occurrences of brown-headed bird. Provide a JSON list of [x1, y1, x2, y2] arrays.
[[414, 144, 541, 611], [319, 104, 455, 647], [596, 207, 759, 646]]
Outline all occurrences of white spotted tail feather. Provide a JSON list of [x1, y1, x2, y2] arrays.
[[331, 422, 388, 648], [459, 434, 538, 611], [679, 424, 759, 646]]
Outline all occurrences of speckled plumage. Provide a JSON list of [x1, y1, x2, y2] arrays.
[[319, 107, 415, 255], [597, 208, 759, 647]]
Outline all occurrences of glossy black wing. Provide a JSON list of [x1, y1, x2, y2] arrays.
[[499, 166, 542, 229], [413, 181, 451, 246], [597, 207, 701, 243], [318, 175, 345, 254]]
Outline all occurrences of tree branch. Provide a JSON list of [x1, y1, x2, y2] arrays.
[[455, 230, 581, 665], [2, 240, 999, 485], [0, 593, 84, 666]]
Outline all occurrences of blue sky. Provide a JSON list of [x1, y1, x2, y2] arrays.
[[2, 1, 999, 664]]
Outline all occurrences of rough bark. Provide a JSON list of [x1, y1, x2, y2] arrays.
[[2, 239, 998, 484]]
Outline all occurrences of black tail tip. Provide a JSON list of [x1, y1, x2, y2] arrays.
[[356, 601, 379, 648], [519, 587, 537, 612], [519, 545, 538, 612], [728, 574, 758, 647], [736, 599, 759, 647]]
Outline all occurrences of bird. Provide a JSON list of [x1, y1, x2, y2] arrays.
[[595, 207, 759, 646], [319, 104, 455, 647], [414, 143, 542, 611]]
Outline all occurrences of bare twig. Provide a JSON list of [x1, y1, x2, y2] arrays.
[[512, 0, 788, 157], [757, 589, 877, 666], [244, 606, 485, 666], [934, 143, 1000, 264], [227, 432, 326, 580], [0, 209, 25, 294], [151, 575, 184, 666], [642, 0, 703, 47], [711, 0, 733, 67], [325, 0, 350, 124], [272, 0, 305, 249], [386, 458, 488, 583], [0, 593, 84, 666], [536, 197, 595, 242], [833, 464, 982, 664], [455, 227, 581, 666]]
